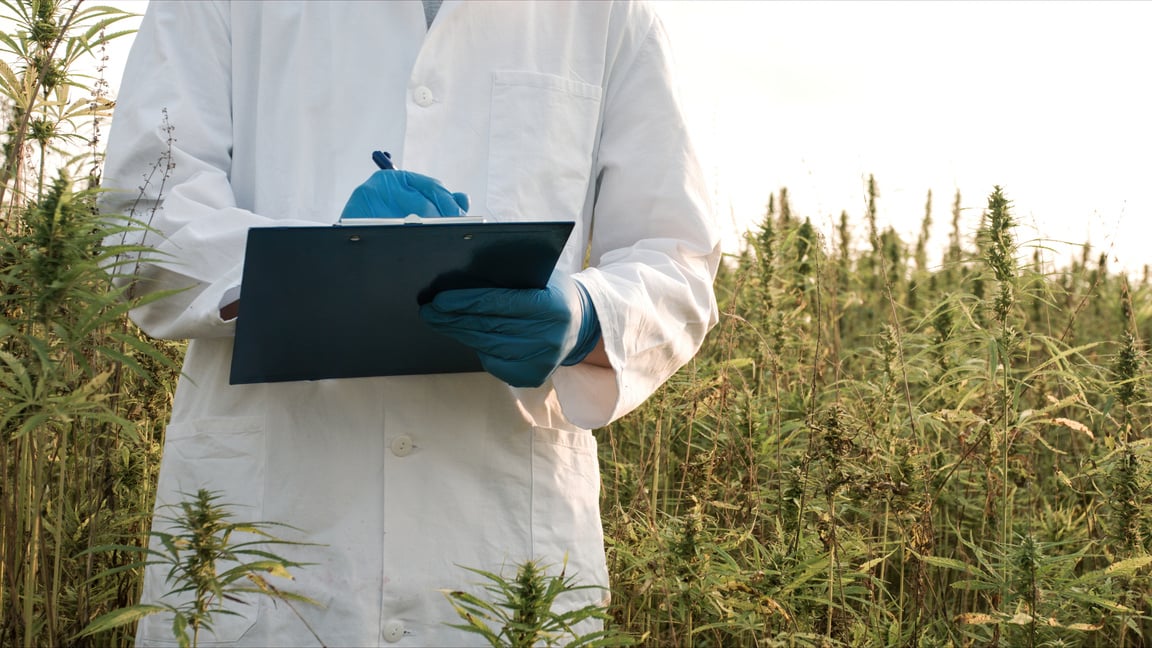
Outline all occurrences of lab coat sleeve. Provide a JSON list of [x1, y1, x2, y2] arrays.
[[100, 1, 311, 340], [553, 11, 721, 429]]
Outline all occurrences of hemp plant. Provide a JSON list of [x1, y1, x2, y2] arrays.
[[0, 2, 170, 646], [77, 489, 325, 648], [443, 558, 632, 648]]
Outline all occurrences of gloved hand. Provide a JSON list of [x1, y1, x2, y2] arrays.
[[419, 274, 602, 388], [340, 151, 469, 219]]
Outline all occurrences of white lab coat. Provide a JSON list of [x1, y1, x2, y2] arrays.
[[102, 1, 719, 646]]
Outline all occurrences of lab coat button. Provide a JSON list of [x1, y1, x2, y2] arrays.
[[390, 435, 414, 457], [382, 620, 405, 643], [413, 85, 434, 107]]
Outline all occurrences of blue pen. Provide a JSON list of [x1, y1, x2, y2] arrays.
[[372, 150, 396, 170]]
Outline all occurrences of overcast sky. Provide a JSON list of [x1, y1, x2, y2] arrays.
[[96, 1, 1152, 271], [654, 0, 1152, 272]]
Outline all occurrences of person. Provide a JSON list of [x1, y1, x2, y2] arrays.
[[101, 1, 719, 645]]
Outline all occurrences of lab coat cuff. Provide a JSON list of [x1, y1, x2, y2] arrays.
[[553, 273, 624, 429], [195, 264, 243, 335], [553, 363, 618, 430]]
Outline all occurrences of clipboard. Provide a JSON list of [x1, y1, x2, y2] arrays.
[[229, 219, 575, 384]]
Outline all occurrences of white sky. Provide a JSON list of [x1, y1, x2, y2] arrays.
[[94, 0, 1152, 271], [653, 0, 1152, 272]]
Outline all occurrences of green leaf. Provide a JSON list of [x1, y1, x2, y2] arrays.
[[949, 579, 999, 591], [74, 604, 168, 638], [855, 550, 894, 574], [915, 553, 975, 574], [1062, 589, 1138, 613]]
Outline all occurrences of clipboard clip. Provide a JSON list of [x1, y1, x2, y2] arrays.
[[336, 215, 489, 226]]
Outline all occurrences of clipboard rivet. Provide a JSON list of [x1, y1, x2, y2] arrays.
[[349, 235, 362, 242], [463, 234, 473, 240]]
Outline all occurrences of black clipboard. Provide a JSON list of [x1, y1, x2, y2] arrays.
[[229, 219, 574, 384]]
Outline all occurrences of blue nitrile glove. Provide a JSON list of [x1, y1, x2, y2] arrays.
[[340, 151, 469, 219], [418, 275, 602, 388]]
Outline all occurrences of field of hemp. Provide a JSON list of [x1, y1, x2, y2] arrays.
[[600, 183, 1152, 646]]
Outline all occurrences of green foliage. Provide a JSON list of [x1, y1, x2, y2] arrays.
[[601, 183, 1152, 646], [77, 489, 324, 648], [0, 2, 179, 647], [443, 558, 632, 648]]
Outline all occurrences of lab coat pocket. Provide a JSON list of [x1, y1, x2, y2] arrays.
[[141, 416, 267, 645], [488, 70, 603, 222], [530, 426, 609, 599]]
